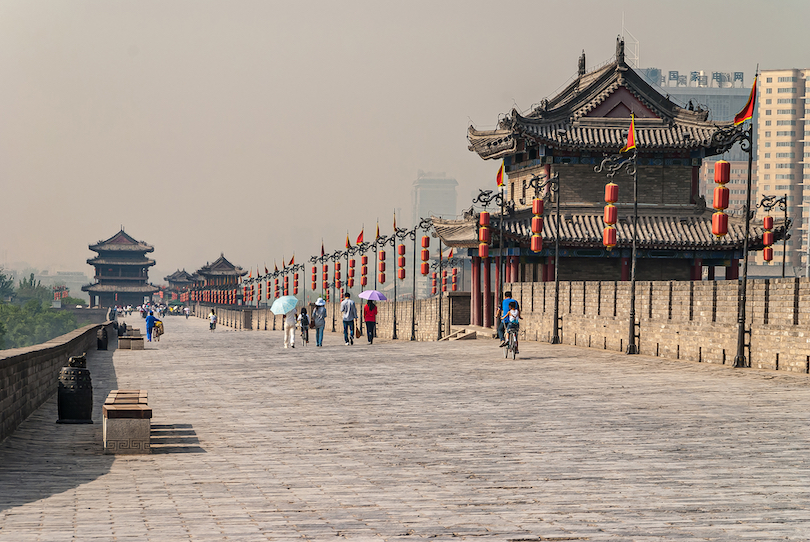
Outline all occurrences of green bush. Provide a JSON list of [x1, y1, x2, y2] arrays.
[[0, 299, 79, 350]]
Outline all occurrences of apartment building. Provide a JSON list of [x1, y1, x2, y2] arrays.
[[756, 69, 810, 270]]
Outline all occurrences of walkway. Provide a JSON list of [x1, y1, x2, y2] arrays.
[[1, 316, 810, 541]]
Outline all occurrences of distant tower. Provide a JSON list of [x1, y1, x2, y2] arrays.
[[411, 171, 458, 226], [82, 229, 159, 307]]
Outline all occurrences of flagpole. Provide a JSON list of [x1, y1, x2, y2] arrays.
[[627, 148, 639, 354], [734, 122, 754, 368]]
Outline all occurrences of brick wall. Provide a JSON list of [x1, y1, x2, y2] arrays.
[[506, 278, 810, 373], [1, 321, 116, 443]]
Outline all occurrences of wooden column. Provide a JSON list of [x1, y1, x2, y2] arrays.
[[621, 257, 630, 281], [509, 256, 519, 284], [483, 257, 492, 328], [726, 258, 739, 280], [692, 258, 703, 281], [471, 256, 482, 326]]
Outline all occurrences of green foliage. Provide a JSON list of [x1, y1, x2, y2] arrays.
[[62, 296, 87, 306], [0, 268, 14, 301], [0, 299, 79, 350], [15, 273, 52, 305]]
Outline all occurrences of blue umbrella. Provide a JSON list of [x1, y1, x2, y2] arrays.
[[359, 290, 387, 301], [270, 295, 299, 315]]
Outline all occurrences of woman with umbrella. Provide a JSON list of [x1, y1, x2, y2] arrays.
[[359, 290, 386, 345], [311, 297, 327, 347], [270, 296, 299, 349]]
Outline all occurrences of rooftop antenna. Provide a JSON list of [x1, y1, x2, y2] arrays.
[[621, 13, 640, 67]]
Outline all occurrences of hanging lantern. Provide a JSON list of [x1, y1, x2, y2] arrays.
[[431, 272, 437, 295], [442, 269, 447, 292], [605, 182, 619, 204], [714, 160, 730, 184], [531, 235, 543, 253], [479, 227, 491, 243], [311, 281, 317, 291], [603, 226, 617, 249], [378, 261, 386, 272], [451, 268, 458, 291], [479, 243, 489, 258], [361, 276, 367, 286], [378, 272, 386, 284], [335, 269, 341, 281], [531, 197, 544, 253], [479, 211, 491, 259], [713, 186, 729, 210], [323, 280, 329, 291], [604, 204, 618, 225], [348, 278, 354, 288], [421, 235, 430, 248], [361, 265, 368, 276], [421, 262, 430, 275], [348, 267, 355, 278], [398, 268, 406, 280], [479, 211, 490, 226], [335, 261, 341, 271], [762, 213, 774, 261], [397, 244, 406, 256], [712, 211, 729, 237], [397, 256, 406, 268], [361, 255, 368, 265]]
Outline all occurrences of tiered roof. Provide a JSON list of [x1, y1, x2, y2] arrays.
[[89, 229, 154, 253], [468, 39, 742, 159], [196, 254, 247, 278]]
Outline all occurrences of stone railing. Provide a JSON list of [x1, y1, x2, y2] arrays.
[[0, 321, 117, 443]]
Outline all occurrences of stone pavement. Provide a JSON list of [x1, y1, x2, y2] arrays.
[[2, 316, 810, 541]]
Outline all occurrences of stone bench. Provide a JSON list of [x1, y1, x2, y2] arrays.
[[102, 390, 151, 454], [118, 337, 144, 350]]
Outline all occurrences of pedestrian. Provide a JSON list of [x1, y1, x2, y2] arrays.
[[283, 308, 296, 348], [363, 300, 377, 344], [340, 292, 357, 345], [298, 307, 309, 345], [184, 306, 190, 319], [145, 310, 161, 342], [312, 298, 327, 347], [498, 291, 519, 347], [209, 309, 217, 332]]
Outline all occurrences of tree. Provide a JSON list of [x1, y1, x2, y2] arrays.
[[62, 296, 87, 306], [16, 273, 52, 305], [0, 299, 78, 349], [0, 268, 13, 301]]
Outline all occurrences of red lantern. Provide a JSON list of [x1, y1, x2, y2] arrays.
[[531, 216, 543, 234], [763, 246, 774, 262], [421, 249, 430, 261], [335, 270, 341, 280], [713, 186, 729, 210], [532, 198, 544, 215], [361, 276, 367, 286], [764, 215, 774, 230], [712, 211, 729, 237], [397, 244, 406, 256], [605, 182, 619, 204], [378, 272, 386, 284], [335, 261, 341, 271], [531, 234, 543, 253], [604, 205, 618, 226], [361, 265, 368, 275], [323, 280, 329, 290], [479, 243, 489, 258], [763, 231, 775, 246], [479, 211, 490, 226], [361, 255, 368, 265], [348, 278, 354, 288], [421, 236, 430, 248], [714, 160, 730, 184], [322, 264, 328, 273], [349, 258, 355, 268], [479, 227, 491, 243], [378, 261, 386, 272], [348, 268, 355, 278], [398, 268, 406, 280], [397, 256, 406, 268], [603, 226, 617, 248], [421, 262, 430, 275], [311, 281, 317, 291]]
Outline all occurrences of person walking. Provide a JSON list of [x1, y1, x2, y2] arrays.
[[340, 292, 357, 345], [363, 300, 377, 344], [209, 309, 217, 332], [283, 308, 296, 348], [312, 298, 327, 347], [298, 307, 309, 345], [145, 310, 161, 342]]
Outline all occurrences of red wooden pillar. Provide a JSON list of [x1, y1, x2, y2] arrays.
[[726, 258, 740, 280], [483, 257, 492, 328], [495, 256, 501, 296], [545, 258, 555, 282], [692, 258, 703, 281], [621, 257, 630, 281], [510, 256, 519, 284], [471, 256, 482, 326], [707, 266, 715, 280]]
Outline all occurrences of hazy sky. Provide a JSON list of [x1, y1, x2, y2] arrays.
[[2, 0, 808, 282]]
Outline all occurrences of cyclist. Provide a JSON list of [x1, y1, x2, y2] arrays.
[[502, 301, 521, 355], [498, 291, 518, 347]]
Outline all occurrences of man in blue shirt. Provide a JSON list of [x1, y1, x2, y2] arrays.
[[145, 311, 161, 342], [497, 291, 518, 347]]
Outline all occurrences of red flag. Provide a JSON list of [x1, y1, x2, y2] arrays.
[[321, 241, 325, 258], [496, 161, 505, 187], [393, 211, 397, 231], [288, 255, 294, 266], [376, 221, 380, 239], [448, 248, 453, 258], [356, 228, 364, 244], [274, 261, 278, 272], [248, 268, 252, 279], [620, 114, 636, 153], [734, 75, 757, 126], [345, 233, 351, 249], [264, 264, 268, 275]]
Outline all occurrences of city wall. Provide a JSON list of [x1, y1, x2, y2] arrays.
[[0, 321, 116, 443], [504, 278, 810, 373]]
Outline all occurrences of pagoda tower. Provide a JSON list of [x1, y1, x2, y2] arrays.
[[82, 229, 159, 307]]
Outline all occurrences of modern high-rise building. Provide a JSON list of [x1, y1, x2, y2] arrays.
[[411, 171, 457, 226], [755, 69, 810, 271]]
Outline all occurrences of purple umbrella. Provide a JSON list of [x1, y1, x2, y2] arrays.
[[359, 290, 387, 301]]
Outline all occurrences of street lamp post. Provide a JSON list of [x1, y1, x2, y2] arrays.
[[527, 172, 562, 344], [329, 250, 342, 332], [756, 194, 790, 278], [473, 189, 515, 323], [408, 217, 434, 341], [596, 149, 639, 354]]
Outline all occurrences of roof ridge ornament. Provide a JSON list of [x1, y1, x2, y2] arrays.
[[578, 50, 586, 77], [616, 36, 625, 65]]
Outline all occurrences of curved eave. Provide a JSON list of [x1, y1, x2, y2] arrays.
[[81, 284, 160, 293], [467, 126, 517, 160], [87, 258, 156, 267], [89, 244, 154, 253]]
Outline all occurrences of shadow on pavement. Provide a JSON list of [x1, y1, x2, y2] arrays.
[[0, 342, 119, 513], [150, 423, 206, 454]]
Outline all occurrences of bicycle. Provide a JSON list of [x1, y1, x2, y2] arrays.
[[503, 324, 518, 359]]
